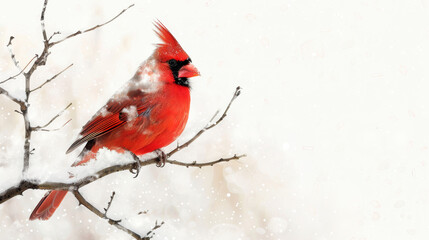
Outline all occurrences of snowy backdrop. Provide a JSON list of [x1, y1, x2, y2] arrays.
[[1, 0, 429, 239]]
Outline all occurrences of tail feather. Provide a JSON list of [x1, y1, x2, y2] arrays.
[[29, 190, 68, 220], [30, 144, 99, 220]]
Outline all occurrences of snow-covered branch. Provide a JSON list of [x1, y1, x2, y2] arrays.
[[0, 153, 245, 204], [0, 153, 244, 239]]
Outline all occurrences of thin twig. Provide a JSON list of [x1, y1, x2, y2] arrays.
[[145, 221, 164, 239], [30, 64, 73, 92], [50, 4, 135, 47], [103, 191, 116, 218], [209, 109, 220, 123], [167, 86, 242, 157], [47, 31, 60, 42], [0, 55, 37, 85], [166, 154, 246, 168], [31, 103, 72, 131], [38, 119, 71, 132]]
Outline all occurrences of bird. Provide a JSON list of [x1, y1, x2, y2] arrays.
[[29, 21, 200, 220]]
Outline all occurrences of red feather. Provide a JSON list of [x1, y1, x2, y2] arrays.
[[153, 20, 190, 62]]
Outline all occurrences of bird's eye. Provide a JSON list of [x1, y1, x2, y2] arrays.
[[168, 59, 177, 67]]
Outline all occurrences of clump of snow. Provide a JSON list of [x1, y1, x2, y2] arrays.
[[24, 148, 136, 184], [99, 106, 110, 117], [134, 59, 161, 93], [112, 58, 161, 103], [67, 148, 136, 182], [121, 105, 138, 121]]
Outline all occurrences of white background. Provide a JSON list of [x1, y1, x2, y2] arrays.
[[1, 0, 429, 239]]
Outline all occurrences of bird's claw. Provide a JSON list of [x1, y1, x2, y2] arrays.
[[129, 154, 141, 178], [155, 149, 167, 168]]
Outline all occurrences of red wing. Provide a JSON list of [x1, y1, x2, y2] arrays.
[[66, 95, 151, 154]]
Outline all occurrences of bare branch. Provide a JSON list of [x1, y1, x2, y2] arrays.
[[30, 64, 73, 92], [50, 4, 135, 47], [145, 221, 164, 239], [167, 86, 242, 157], [1, 55, 37, 85], [208, 86, 242, 128], [73, 190, 150, 240], [166, 154, 246, 168], [209, 109, 220, 123], [47, 31, 60, 42], [31, 103, 72, 131], [38, 119, 71, 132]]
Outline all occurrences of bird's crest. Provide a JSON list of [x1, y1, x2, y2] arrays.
[[153, 20, 189, 61]]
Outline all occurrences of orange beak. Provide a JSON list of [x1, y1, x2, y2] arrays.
[[178, 63, 200, 78]]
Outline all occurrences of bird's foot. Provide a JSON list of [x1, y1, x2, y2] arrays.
[[128, 151, 141, 178], [155, 149, 167, 167]]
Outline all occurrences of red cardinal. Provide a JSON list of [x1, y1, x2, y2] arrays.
[[29, 21, 200, 220]]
